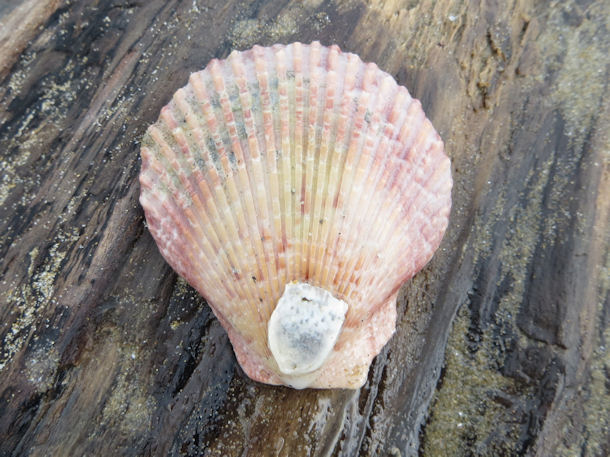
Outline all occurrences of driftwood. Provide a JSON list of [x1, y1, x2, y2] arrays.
[[0, 0, 607, 456]]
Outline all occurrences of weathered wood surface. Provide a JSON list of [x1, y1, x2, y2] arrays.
[[0, 0, 607, 456]]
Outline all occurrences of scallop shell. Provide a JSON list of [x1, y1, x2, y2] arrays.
[[139, 42, 452, 389]]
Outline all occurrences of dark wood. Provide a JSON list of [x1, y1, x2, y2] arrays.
[[0, 1, 607, 456]]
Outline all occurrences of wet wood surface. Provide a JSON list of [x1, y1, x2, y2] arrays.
[[0, 0, 608, 456]]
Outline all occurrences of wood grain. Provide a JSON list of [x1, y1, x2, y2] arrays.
[[0, 0, 607, 456]]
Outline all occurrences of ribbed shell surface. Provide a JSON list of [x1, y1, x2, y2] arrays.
[[139, 42, 452, 388]]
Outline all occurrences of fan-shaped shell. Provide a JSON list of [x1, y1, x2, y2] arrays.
[[139, 42, 452, 389]]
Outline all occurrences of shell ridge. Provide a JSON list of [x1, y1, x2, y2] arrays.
[[325, 87, 369, 272], [389, 144, 451, 275], [212, 58, 280, 334], [145, 125, 188, 205], [298, 43, 314, 279], [387, 123, 438, 224], [352, 92, 415, 225], [304, 43, 329, 285], [254, 47, 286, 284], [172, 88, 218, 195], [336, 136, 390, 322], [299, 42, 316, 279], [357, 206, 407, 310], [204, 191, 268, 332], [299, 47, 315, 278], [333, 77, 417, 320], [172, 88, 229, 224], [231, 50, 282, 306], [362, 99, 423, 239], [310, 66, 340, 284], [291, 42, 307, 279], [209, 59, 274, 307], [316, 52, 359, 287], [286, 43, 303, 282], [308, 47, 340, 283], [160, 102, 223, 245], [304, 43, 330, 280], [188, 72, 228, 184], [398, 99, 427, 160], [273, 46, 294, 288], [330, 65, 389, 298], [185, 74, 263, 311], [327, 125, 370, 302], [285, 43, 301, 283], [142, 190, 230, 307], [331, 66, 392, 301], [146, 123, 211, 232], [187, 74, 261, 309], [351, 124, 446, 305], [198, 67, 273, 329], [145, 204, 197, 280], [393, 119, 434, 188], [253, 46, 286, 285], [343, 167, 414, 304]]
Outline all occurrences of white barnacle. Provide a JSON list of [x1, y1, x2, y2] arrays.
[[268, 283, 347, 386]]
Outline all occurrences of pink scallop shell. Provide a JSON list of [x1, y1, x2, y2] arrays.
[[139, 42, 452, 389]]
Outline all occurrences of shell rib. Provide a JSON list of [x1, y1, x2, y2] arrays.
[[139, 42, 452, 389]]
